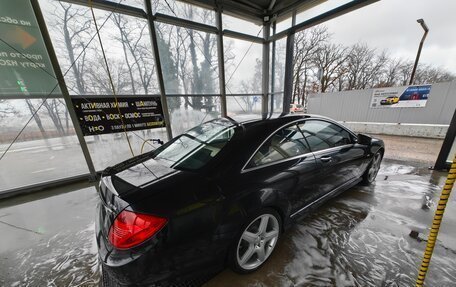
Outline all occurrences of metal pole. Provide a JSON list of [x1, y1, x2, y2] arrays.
[[270, 21, 276, 117], [31, 0, 97, 179], [216, 9, 227, 117], [145, 0, 173, 140], [434, 108, 456, 170], [409, 19, 429, 85], [262, 22, 270, 120], [281, 10, 296, 116]]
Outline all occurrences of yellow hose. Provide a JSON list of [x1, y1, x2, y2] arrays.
[[416, 153, 456, 286]]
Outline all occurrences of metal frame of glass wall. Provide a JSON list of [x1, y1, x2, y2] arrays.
[[0, 0, 376, 197]]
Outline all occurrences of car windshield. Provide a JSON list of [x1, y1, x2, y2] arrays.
[[153, 118, 236, 171]]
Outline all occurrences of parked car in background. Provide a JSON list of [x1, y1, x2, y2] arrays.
[[97, 115, 384, 286], [380, 96, 399, 105], [290, 103, 304, 113]]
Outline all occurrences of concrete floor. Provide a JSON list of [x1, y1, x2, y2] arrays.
[[372, 134, 444, 165], [0, 158, 455, 287]]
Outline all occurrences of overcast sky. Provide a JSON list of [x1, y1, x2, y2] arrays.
[[296, 0, 456, 73]]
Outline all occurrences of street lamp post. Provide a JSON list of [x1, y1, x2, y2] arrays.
[[409, 18, 429, 85]]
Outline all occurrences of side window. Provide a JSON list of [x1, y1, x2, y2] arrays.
[[298, 120, 353, 152], [248, 124, 311, 168]]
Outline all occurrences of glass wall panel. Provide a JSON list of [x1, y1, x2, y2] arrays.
[[224, 39, 262, 94], [227, 95, 262, 121], [153, 0, 215, 26], [155, 23, 220, 95], [0, 99, 89, 192], [223, 14, 262, 36], [168, 96, 221, 136], [275, 18, 292, 34], [40, 1, 159, 95], [94, 11, 160, 95], [271, 37, 286, 115], [272, 38, 286, 94], [296, 0, 352, 24], [0, 0, 59, 98], [39, 1, 169, 171], [85, 127, 167, 170]]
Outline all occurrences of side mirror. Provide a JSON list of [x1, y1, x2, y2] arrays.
[[357, 133, 372, 145]]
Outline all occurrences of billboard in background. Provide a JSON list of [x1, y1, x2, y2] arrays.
[[0, 0, 60, 97], [72, 97, 166, 136], [370, 85, 432, 108]]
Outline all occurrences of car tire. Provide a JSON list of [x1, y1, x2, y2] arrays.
[[361, 151, 382, 185], [229, 208, 282, 274]]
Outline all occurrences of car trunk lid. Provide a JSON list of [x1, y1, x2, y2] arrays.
[[96, 153, 178, 246]]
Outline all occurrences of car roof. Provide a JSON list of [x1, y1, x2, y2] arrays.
[[222, 114, 341, 137], [230, 114, 332, 128]]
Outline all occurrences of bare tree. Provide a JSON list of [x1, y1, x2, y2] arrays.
[[25, 99, 47, 138], [292, 26, 329, 105], [396, 61, 414, 86], [86, 55, 131, 95], [374, 57, 404, 87], [38, 2, 93, 137], [49, 2, 92, 95], [0, 100, 17, 118], [345, 44, 388, 90], [413, 64, 455, 85], [42, 99, 66, 136], [111, 14, 157, 95], [313, 43, 348, 92], [156, 2, 234, 113]]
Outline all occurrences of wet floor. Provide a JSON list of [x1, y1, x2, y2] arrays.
[[0, 160, 455, 287]]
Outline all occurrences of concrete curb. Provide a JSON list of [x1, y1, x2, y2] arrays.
[[340, 122, 449, 139]]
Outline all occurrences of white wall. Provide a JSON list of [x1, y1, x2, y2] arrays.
[[307, 81, 456, 125], [307, 81, 456, 138]]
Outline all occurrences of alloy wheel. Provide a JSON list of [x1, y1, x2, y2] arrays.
[[368, 153, 382, 182], [236, 214, 279, 270]]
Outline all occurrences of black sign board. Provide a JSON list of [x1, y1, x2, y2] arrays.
[[71, 96, 165, 136]]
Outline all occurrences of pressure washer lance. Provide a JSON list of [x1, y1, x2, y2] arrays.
[[415, 154, 456, 287]]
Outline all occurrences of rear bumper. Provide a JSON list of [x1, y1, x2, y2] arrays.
[[96, 224, 230, 286], [95, 183, 235, 286], [102, 261, 222, 287]]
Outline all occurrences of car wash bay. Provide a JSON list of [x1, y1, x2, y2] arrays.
[[1, 158, 455, 287]]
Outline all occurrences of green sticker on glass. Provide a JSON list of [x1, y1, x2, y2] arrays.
[[0, 0, 60, 97]]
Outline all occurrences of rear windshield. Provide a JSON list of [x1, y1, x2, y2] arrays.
[[153, 118, 235, 171]]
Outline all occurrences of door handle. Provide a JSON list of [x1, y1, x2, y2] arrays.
[[320, 156, 332, 162]]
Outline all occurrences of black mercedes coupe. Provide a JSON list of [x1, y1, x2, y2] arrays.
[[96, 115, 384, 286]]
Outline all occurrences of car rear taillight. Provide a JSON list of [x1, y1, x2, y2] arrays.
[[108, 210, 167, 249]]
